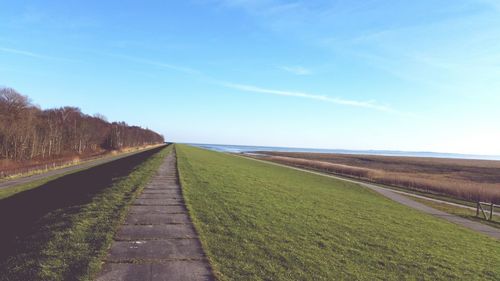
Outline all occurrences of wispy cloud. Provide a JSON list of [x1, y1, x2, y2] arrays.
[[220, 82, 392, 112], [0, 46, 78, 63], [92, 51, 397, 113], [215, 0, 302, 13], [0, 46, 54, 60], [278, 65, 312, 75], [107, 53, 201, 75], [10, 5, 100, 29]]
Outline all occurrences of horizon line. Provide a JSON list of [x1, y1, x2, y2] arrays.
[[183, 142, 500, 160]]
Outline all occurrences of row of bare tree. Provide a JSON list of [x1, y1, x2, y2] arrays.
[[0, 87, 164, 161]]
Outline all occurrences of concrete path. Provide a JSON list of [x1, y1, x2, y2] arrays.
[[96, 150, 214, 281], [0, 145, 164, 191], [243, 155, 500, 240], [372, 185, 479, 211]]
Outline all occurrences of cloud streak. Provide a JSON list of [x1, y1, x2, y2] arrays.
[[0, 46, 55, 60], [90, 53, 396, 113], [278, 65, 312, 75], [0, 46, 78, 63], [220, 82, 392, 111], [107, 53, 201, 75]]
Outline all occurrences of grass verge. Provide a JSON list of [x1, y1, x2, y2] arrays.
[[177, 145, 500, 280], [0, 145, 172, 281]]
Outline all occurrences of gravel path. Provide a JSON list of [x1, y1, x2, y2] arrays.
[[96, 150, 214, 281]]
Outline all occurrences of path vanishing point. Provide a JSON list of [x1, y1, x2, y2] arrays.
[[96, 150, 214, 281]]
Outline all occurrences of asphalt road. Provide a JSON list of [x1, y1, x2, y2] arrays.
[[0, 145, 166, 191]]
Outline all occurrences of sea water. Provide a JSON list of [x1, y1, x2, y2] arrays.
[[187, 143, 500, 161]]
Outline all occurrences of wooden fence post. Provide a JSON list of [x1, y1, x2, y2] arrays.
[[490, 203, 494, 221], [478, 202, 488, 220]]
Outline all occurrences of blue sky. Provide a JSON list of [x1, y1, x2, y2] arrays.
[[1, 0, 500, 155]]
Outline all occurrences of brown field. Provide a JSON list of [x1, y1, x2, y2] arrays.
[[255, 152, 500, 204]]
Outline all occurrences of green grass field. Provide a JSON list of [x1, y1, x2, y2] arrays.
[[0, 145, 172, 281], [176, 144, 500, 281]]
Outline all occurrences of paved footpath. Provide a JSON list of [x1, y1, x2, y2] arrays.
[[96, 151, 214, 281]]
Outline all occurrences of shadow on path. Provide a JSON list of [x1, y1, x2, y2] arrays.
[[0, 146, 163, 264]]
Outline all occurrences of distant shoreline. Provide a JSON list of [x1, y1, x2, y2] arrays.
[[187, 143, 500, 161]]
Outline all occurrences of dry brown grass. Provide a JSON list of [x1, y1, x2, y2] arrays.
[[257, 152, 500, 204]]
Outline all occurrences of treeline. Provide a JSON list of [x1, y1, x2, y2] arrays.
[[0, 87, 164, 161]]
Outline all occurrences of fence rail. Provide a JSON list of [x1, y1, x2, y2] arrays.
[[476, 201, 499, 221]]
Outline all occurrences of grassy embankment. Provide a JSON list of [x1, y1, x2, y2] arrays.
[[256, 152, 500, 204], [0, 145, 171, 281], [177, 144, 500, 281], [253, 154, 500, 236]]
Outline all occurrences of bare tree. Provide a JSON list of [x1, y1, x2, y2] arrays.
[[0, 87, 164, 162]]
